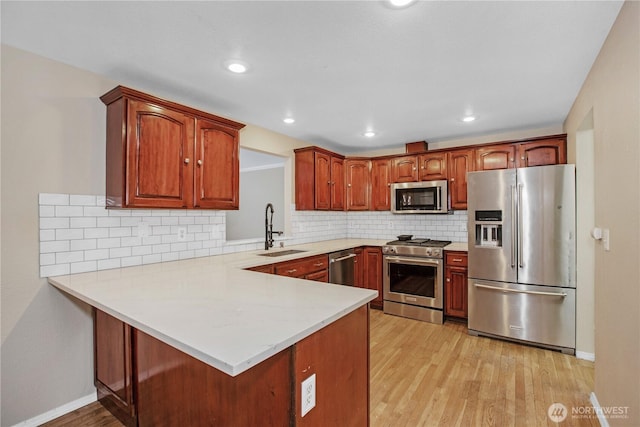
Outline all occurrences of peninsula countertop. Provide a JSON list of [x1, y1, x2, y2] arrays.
[[48, 239, 386, 377]]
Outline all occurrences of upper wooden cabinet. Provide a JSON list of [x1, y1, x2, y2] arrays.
[[517, 138, 567, 168], [345, 159, 370, 211], [419, 152, 448, 181], [391, 155, 419, 183], [475, 144, 517, 171], [448, 149, 474, 210], [294, 147, 345, 211], [101, 86, 245, 209], [370, 159, 392, 211]]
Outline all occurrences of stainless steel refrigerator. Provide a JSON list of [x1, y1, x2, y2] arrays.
[[467, 164, 576, 354]]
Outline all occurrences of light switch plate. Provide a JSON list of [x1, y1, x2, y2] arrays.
[[301, 374, 316, 417]]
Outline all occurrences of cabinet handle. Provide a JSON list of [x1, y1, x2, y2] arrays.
[[286, 269, 297, 274], [184, 158, 190, 164], [197, 159, 203, 166], [313, 262, 324, 267], [452, 258, 463, 262]]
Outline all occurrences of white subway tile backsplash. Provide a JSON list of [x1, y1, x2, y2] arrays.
[[39, 193, 69, 205], [40, 193, 467, 278]]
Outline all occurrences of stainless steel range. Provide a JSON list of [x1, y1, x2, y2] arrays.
[[382, 238, 451, 324]]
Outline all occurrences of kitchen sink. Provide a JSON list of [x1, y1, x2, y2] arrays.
[[258, 249, 307, 257]]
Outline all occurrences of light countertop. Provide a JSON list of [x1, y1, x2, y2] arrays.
[[48, 238, 467, 376]]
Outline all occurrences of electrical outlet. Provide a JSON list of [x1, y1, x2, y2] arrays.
[[137, 222, 150, 238], [177, 227, 187, 241], [461, 222, 468, 232], [301, 374, 316, 417], [388, 221, 394, 230]]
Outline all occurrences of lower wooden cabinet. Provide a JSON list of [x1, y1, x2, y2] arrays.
[[274, 254, 329, 282], [94, 309, 136, 426], [444, 251, 468, 319], [362, 247, 383, 310], [246, 264, 275, 274]]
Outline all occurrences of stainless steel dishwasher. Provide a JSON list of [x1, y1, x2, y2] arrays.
[[328, 249, 356, 286]]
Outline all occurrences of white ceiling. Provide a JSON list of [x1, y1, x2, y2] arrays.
[[1, 1, 623, 153]]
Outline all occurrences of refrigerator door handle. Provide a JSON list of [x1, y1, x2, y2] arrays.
[[511, 184, 517, 268], [473, 283, 567, 298], [517, 183, 524, 268]]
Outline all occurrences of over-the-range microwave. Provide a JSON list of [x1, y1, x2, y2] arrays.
[[390, 180, 449, 214]]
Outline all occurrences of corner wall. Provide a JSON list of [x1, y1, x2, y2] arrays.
[[564, 1, 640, 424]]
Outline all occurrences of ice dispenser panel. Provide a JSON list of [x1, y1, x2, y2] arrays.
[[474, 210, 503, 247]]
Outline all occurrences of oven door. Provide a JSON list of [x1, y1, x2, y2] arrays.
[[383, 256, 443, 309]]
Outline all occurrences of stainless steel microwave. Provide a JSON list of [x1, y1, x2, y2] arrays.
[[391, 180, 449, 214]]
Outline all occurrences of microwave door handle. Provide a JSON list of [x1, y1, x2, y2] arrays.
[[437, 186, 442, 211]]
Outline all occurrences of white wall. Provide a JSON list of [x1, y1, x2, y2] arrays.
[[564, 1, 640, 424]]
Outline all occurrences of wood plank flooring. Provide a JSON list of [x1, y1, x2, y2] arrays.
[[42, 310, 595, 426]]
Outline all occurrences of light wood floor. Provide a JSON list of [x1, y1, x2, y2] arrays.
[[43, 310, 595, 427]]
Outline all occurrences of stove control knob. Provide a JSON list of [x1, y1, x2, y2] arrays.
[[426, 248, 432, 256], [433, 249, 441, 257]]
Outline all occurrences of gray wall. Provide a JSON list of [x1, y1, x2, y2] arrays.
[[226, 167, 285, 241]]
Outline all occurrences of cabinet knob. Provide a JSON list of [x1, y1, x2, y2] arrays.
[[447, 278, 450, 282], [184, 158, 190, 164], [347, 184, 352, 187], [413, 167, 417, 170], [387, 183, 391, 187], [451, 178, 455, 182], [197, 159, 203, 166]]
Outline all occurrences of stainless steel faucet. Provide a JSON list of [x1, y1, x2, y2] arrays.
[[265, 203, 283, 250]]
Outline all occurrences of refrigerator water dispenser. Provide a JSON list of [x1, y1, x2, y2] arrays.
[[474, 210, 503, 247]]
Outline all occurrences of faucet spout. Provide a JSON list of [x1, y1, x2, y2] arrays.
[[265, 203, 275, 250]]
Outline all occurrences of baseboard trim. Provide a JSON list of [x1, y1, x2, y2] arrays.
[[576, 350, 595, 361], [11, 392, 97, 427], [590, 392, 610, 427]]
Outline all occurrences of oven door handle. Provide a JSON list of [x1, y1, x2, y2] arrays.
[[384, 256, 441, 267]]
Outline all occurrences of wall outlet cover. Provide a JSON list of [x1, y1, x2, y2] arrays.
[[301, 373, 316, 417]]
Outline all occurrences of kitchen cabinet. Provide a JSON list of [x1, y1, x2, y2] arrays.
[[391, 155, 419, 183], [274, 254, 329, 282], [294, 147, 345, 211], [94, 309, 136, 426], [363, 247, 383, 310], [101, 86, 245, 209], [345, 159, 371, 210], [475, 144, 517, 171], [418, 152, 448, 181], [370, 158, 393, 211], [448, 149, 474, 210], [445, 251, 468, 319], [517, 137, 567, 167], [354, 247, 364, 287]]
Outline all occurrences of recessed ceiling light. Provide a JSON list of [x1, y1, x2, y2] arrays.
[[388, 0, 416, 8], [283, 117, 295, 124], [225, 61, 248, 74], [363, 131, 376, 138], [462, 116, 476, 122]]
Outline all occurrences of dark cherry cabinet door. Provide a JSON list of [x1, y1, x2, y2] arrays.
[[445, 266, 468, 318], [418, 152, 448, 181], [94, 309, 136, 425], [330, 156, 345, 211], [363, 247, 383, 309], [126, 100, 194, 208], [345, 159, 370, 211], [517, 138, 567, 167], [391, 155, 419, 183], [314, 152, 332, 210], [194, 119, 239, 209], [475, 144, 517, 171], [371, 159, 392, 211], [448, 149, 473, 210]]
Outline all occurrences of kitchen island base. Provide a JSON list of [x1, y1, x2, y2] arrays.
[[95, 306, 370, 426]]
